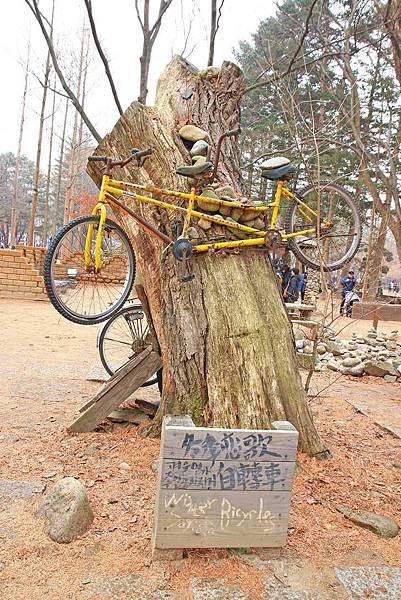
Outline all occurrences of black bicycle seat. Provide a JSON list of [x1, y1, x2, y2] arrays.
[[261, 164, 295, 181], [176, 161, 213, 178]]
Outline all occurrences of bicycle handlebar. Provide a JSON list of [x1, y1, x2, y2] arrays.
[[87, 147, 153, 172]]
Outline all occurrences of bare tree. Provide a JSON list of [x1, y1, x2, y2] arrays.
[[10, 41, 30, 247], [24, 0, 101, 142], [135, 0, 174, 104], [83, 0, 123, 116], [207, 0, 225, 66], [28, 0, 54, 246], [52, 97, 69, 235], [43, 78, 57, 244]]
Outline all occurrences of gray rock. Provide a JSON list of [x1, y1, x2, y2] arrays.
[[192, 155, 207, 164], [364, 361, 398, 377], [215, 185, 236, 199], [190, 140, 209, 156], [386, 341, 398, 351], [342, 357, 361, 368], [119, 461, 131, 471], [327, 361, 339, 371], [37, 477, 93, 543], [336, 505, 399, 538], [393, 463, 401, 469], [295, 339, 305, 349], [190, 139, 209, 156], [346, 365, 364, 377], [398, 364, 401, 375], [178, 124, 208, 142], [326, 341, 343, 356], [198, 218, 212, 230], [384, 375, 397, 383], [316, 344, 326, 355]]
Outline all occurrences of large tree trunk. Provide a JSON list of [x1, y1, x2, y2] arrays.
[[88, 56, 327, 457]]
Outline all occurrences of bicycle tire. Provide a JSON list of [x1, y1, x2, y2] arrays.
[[284, 181, 361, 272], [44, 215, 136, 325], [98, 305, 160, 386]]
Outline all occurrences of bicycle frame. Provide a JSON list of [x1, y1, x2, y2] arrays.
[[88, 174, 321, 269]]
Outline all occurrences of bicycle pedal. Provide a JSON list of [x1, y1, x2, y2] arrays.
[[180, 273, 195, 283]]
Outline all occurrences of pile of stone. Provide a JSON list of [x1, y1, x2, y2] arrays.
[[178, 125, 266, 237], [295, 328, 401, 381]]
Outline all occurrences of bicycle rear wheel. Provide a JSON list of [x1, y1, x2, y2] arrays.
[[44, 215, 135, 325], [285, 181, 361, 272], [98, 304, 159, 386]]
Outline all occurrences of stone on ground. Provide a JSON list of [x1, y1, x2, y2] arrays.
[[191, 577, 248, 600], [335, 567, 401, 600], [36, 477, 94, 543], [363, 361, 397, 377], [0, 478, 45, 502], [336, 505, 399, 538]]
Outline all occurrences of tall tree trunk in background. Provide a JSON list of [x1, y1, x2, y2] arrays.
[[43, 81, 56, 244], [52, 97, 69, 235], [28, 0, 54, 245], [207, 0, 224, 66], [135, 0, 174, 104], [64, 25, 86, 224], [10, 41, 30, 247], [362, 194, 391, 301], [88, 57, 327, 457], [207, 0, 217, 66]]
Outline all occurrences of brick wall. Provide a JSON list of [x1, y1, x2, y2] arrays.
[[0, 248, 48, 301]]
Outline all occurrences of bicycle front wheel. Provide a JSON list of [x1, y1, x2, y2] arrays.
[[44, 215, 136, 325], [98, 305, 159, 386], [284, 181, 361, 272]]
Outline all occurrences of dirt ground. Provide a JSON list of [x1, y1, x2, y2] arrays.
[[0, 298, 400, 600]]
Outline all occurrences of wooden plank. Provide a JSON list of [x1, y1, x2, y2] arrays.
[[68, 350, 162, 432], [161, 458, 295, 491], [79, 346, 152, 413], [163, 426, 298, 462], [155, 489, 291, 549], [108, 407, 151, 424]]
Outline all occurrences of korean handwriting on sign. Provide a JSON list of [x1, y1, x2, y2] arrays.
[[162, 459, 285, 491], [181, 432, 283, 461]]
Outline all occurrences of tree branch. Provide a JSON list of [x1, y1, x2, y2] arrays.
[[83, 0, 124, 116], [25, 0, 101, 142], [244, 0, 320, 93], [150, 0, 174, 43]]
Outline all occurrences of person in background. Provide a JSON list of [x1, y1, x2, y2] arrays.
[[344, 291, 360, 317], [340, 269, 357, 315], [281, 264, 291, 295], [284, 267, 301, 303], [298, 271, 307, 302]]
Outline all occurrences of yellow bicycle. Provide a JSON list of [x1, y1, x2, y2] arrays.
[[44, 129, 361, 324]]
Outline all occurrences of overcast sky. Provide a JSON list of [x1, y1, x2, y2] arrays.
[[1, 0, 275, 161]]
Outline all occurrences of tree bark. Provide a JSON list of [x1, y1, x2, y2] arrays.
[[87, 56, 327, 457]]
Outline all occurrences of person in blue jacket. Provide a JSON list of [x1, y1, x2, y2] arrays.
[[340, 269, 357, 315], [298, 271, 307, 302]]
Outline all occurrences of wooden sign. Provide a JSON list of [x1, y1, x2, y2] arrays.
[[152, 416, 298, 555]]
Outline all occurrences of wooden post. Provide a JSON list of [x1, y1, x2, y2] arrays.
[[68, 347, 162, 432], [373, 307, 379, 331]]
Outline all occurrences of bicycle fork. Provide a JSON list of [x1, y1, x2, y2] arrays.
[[85, 201, 107, 272]]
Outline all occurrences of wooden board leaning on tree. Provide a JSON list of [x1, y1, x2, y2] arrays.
[[152, 416, 299, 554]]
